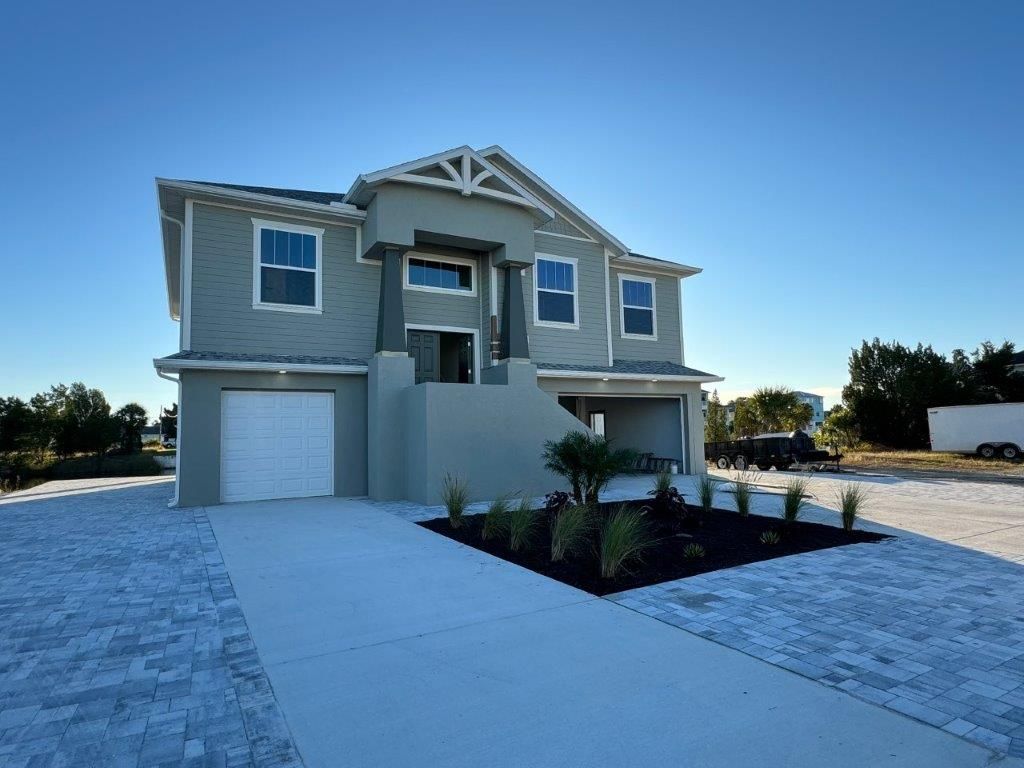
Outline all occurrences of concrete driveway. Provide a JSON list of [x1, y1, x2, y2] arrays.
[[208, 495, 1022, 768]]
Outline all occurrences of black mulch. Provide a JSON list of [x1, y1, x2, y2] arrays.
[[419, 499, 889, 596]]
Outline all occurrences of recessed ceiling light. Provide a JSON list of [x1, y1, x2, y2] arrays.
[[651, 378, 659, 383], [602, 377, 609, 381], [278, 370, 287, 374]]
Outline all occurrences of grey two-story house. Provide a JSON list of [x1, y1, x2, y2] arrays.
[[154, 145, 722, 507]]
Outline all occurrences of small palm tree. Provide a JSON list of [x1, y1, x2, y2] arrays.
[[542, 431, 588, 503], [579, 435, 637, 506]]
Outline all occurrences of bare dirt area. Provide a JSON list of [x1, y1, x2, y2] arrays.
[[841, 450, 1024, 483]]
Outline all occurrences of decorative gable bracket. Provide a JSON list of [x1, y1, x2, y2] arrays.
[[345, 146, 555, 223]]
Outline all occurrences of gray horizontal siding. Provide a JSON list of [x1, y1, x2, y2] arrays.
[[515, 232, 609, 368], [190, 203, 487, 359], [609, 266, 682, 364], [190, 203, 380, 358]]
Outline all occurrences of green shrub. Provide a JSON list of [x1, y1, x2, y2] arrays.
[[731, 471, 758, 517], [543, 431, 636, 506], [835, 483, 867, 532], [695, 474, 720, 514], [481, 495, 512, 540], [508, 496, 540, 552], [682, 542, 706, 559], [441, 473, 469, 529], [550, 504, 594, 562], [760, 530, 781, 545], [652, 470, 673, 495], [47, 453, 160, 479], [782, 478, 809, 524], [600, 505, 654, 579]]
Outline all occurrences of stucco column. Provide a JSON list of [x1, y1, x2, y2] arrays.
[[500, 265, 530, 360], [375, 247, 406, 353]]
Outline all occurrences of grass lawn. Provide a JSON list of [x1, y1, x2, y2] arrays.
[[842, 449, 1023, 477]]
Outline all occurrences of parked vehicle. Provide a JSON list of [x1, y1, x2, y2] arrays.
[[927, 403, 1024, 459], [161, 437, 177, 449], [705, 430, 840, 471]]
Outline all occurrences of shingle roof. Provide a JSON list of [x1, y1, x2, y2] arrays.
[[181, 181, 349, 206], [159, 351, 367, 367], [536, 359, 718, 378], [627, 252, 679, 267]]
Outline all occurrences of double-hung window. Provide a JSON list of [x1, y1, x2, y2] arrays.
[[534, 254, 578, 328], [404, 254, 476, 295], [619, 274, 657, 339], [252, 218, 324, 313]]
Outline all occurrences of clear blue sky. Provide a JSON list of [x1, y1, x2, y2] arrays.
[[2, 1, 1021, 419]]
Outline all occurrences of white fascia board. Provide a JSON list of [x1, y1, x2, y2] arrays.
[[153, 358, 369, 375], [537, 369, 724, 383], [155, 179, 366, 224], [477, 145, 630, 255], [611, 255, 702, 278]]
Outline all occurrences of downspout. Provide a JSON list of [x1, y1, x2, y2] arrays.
[[156, 369, 181, 508]]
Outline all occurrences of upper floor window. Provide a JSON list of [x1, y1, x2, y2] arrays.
[[534, 254, 578, 328], [619, 274, 657, 339], [404, 254, 476, 296], [252, 218, 324, 314]]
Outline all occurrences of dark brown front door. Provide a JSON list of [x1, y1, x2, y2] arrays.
[[408, 331, 440, 384]]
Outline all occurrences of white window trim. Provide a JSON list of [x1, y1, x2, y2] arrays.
[[533, 252, 580, 330], [402, 252, 478, 297], [251, 218, 325, 314], [618, 272, 658, 341]]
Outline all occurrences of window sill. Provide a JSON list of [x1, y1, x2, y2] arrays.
[[252, 302, 323, 315], [621, 332, 659, 341], [404, 284, 477, 298], [534, 320, 580, 330]]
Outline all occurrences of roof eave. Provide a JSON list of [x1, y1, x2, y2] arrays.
[[537, 369, 724, 383], [612, 255, 703, 278], [155, 179, 367, 223], [153, 357, 369, 375]]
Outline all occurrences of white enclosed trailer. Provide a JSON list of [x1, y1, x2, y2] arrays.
[[926, 403, 1024, 459]]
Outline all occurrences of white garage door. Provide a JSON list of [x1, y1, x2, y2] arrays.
[[220, 391, 334, 503]]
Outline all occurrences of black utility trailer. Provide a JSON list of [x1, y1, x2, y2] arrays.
[[705, 431, 841, 471]]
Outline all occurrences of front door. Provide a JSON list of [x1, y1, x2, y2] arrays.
[[408, 331, 440, 384]]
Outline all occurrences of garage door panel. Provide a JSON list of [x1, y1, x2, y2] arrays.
[[220, 391, 335, 503]]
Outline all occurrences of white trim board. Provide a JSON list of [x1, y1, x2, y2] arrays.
[[618, 272, 658, 341], [538, 369, 723, 383], [156, 179, 365, 224], [532, 252, 580, 330], [181, 200, 193, 349], [402, 252, 478, 297], [251, 218, 325, 315], [153, 358, 368, 375], [404, 323, 482, 384]]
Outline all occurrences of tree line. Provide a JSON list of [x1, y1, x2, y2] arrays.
[[0, 383, 153, 465], [821, 339, 1023, 449]]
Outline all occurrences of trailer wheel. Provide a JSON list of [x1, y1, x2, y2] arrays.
[[733, 455, 748, 471], [1002, 444, 1020, 460], [715, 456, 730, 469], [978, 444, 997, 459]]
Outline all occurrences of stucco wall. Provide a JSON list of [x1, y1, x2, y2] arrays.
[[177, 370, 368, 507], [401, 379, 589, 504], [576, 396, 683, 464]]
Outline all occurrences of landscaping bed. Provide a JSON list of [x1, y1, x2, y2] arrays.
[[420, 500, 888, 596]]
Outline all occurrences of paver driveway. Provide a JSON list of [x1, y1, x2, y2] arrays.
[[0, 478, 299, 768], [604, 471, 1024, 757], [209, 493, 1020, 768]]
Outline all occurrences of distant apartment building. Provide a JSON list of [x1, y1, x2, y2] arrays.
[[794, 391, 825, 434]]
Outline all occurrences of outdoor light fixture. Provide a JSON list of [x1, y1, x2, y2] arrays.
[[651, 378, 659, 383], [278, 370, 287, 374], [602, 377, 609, 381]]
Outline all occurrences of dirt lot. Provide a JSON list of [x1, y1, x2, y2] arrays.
[[841, 449, 1023, 482]]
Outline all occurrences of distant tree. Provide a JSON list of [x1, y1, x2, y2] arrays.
[[54, 383, 119, 462], [970, 341, 1024, 403], [732, 387, 813, 436], [160, 403, 178, 440], [842, 339, 962, 448], [815, 404, 859, 450], [115, 403, 148, 453], [704, 390, 730, 442], [31, 385, 67, 459], [0, 397, 33, 456]]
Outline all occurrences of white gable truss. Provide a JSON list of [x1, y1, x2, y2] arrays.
[[344, 146, 555, 222]]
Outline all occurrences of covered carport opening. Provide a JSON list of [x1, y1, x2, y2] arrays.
[[557, 395, 688, 473]]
